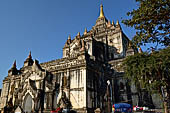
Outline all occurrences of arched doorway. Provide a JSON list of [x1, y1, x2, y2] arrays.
[[24, 93, 33, 113]]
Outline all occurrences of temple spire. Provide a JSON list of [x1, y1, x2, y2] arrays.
[[116, 20, 120, 26], [8, 60, 18, 75], [84, 28, 87, 35], [112, 20, 115, 26], [77, 32, 80, 36], [67, 35, 71, 44], [28, 51, 32, 59], [68, 35, 71, 40], [12, 60, 17, 68], [107, 20, 111, 27], [99, 4, 105, 18], [24, 51, 33, 67]]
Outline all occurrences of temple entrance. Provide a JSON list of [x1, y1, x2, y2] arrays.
[[24, 93, 33, 113]]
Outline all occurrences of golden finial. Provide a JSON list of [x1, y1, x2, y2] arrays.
[[99, 4, 105, 18], [107, 20, 111, 27], [112, 20, 115, 26], [116, 20, 120, 26], [84, 28, 87, 35]]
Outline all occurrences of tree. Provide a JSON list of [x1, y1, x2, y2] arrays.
[[123, 47, 170, 112], [122, 0, 170, 48], [122, 0, 170, 113]]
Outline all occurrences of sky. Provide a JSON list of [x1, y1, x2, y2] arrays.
[[0, 0, 138, 88]]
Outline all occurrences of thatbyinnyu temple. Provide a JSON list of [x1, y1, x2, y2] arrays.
[[0, 4, 162, 113]]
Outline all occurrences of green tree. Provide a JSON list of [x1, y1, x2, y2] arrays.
[[123, 47, 170, 112], [122, 0, 170, 113], [123, 0, 170, 47]]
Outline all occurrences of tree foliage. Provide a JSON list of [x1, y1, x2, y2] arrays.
[[123, 47, 170, 95], [122, 0, 170, 112], [122, 0, 170, 47]]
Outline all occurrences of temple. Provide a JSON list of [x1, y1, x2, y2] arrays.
[[0, 4, 160, 113]]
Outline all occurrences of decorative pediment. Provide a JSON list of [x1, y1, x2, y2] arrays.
[[15, 106, 23, 113], [21, 60, 46, 84]]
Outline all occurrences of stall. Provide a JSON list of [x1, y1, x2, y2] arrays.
[[112, 103, 132, 113]]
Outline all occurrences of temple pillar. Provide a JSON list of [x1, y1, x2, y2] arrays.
[[49, 92, 53, 110], [83, 68, 87, 108]]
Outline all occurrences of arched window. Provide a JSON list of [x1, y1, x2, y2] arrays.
[[24, 93, 33, 113]]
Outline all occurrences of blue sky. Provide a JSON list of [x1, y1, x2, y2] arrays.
[[0, 0, 138, 88]]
